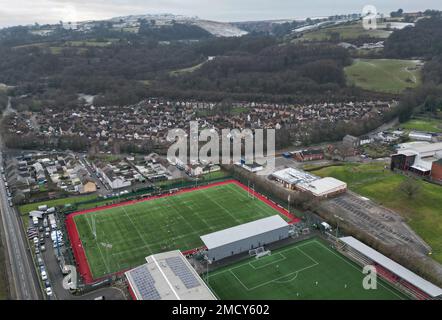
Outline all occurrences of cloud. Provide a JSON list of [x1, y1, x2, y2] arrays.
[[0, 0, 441, 27]]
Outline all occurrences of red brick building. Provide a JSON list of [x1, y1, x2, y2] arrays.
[[431, 159, 442, 182], [293, 149, 324, 162]]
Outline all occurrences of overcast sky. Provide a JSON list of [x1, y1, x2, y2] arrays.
[[0, 0, 441, 27]]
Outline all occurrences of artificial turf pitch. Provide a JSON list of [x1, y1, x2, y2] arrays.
[[206, 238, 408, 300], [68, 180, 296, 280]]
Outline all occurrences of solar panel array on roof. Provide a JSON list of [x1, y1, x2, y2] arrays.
[[130, 265, 161, 300], [166, 257, 200, 289]]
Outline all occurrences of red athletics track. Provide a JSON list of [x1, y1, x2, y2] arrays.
[[65, 179, 300, 284]]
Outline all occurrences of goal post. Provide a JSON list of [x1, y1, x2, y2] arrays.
[[249, 246, 265, 257], [256, 250, 271, 259]]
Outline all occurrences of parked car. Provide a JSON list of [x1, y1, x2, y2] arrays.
[[52, 242, 63, 248], [40, 245, 46, 252], [46, 287, 52, 296], [33, 237, 39, 245], [41, 271, 47, 281], [44, 280, 51, 288]]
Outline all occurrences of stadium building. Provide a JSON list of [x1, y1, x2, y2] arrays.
[[125, 250, 216, 300], [271, 167, 347, 198], [200, 215, 290, 262], [339, 236, 442, 300], [390, 142, 442, 176]]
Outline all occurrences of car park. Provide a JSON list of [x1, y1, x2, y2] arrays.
[[52, 242, 63, 248]]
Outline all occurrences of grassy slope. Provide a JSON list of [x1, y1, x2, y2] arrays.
[[19, 194, 98, 215], [345, 59, 421, 94], [74, 183, 288, 278], [400, 118, 442, 133], [311, 162, 442, 263], [208, 238, 406, 300], [300, 24, 392, 41]]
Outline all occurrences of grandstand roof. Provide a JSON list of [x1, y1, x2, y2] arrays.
[[340, 236, 442, 297], [125, 250, 216, 300], [201, 215, 289, 250]]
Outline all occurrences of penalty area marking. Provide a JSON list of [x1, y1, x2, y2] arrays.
[[212, 241, 321, 291]]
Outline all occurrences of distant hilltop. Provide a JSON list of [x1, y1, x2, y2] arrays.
[[33, 13, 249, 38]]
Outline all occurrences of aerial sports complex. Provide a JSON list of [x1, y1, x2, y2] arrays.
[[65, 179, 442, 300]]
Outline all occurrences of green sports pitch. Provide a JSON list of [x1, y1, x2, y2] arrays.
[[71, 181, 293, 279], [206, 238, 408, 300]]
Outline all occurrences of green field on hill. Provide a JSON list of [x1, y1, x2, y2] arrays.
[[207, 238, 407, 300], [400, 118, 442, 133], [345, 59, 422, 93], [73, 182, 289, 279], [299, 23, 392, 41], [310, 162, 442, 263]]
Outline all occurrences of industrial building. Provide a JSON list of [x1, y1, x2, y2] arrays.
[[200, 215, 290, 262], [125, 250, 216, 300], [271, 167, 347, 197], [271, 167, 318, 190], [408, 131, 435, 142], [296, 177, 347, 198], [391, 142, 442, 176]]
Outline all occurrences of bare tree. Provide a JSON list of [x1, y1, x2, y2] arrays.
[[398, 178, 421, 198]]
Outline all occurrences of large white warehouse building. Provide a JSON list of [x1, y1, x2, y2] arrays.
[[200, 215, 290, 262]]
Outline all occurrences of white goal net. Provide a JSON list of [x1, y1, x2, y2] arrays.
[[256, 250, 271, 259], [249, 246, 265, 257]]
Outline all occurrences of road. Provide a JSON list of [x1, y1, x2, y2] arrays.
[[0, 149, 41, 299]]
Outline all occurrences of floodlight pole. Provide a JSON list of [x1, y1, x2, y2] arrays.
[[334, 214, 344, 240], [206, 259, 209, 285], [288, 195, 291, 214]]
